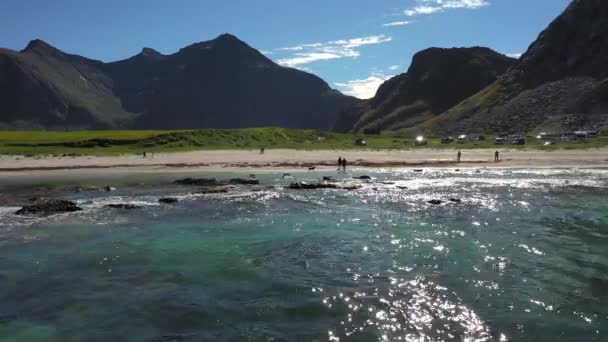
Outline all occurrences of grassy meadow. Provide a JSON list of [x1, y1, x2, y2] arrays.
[[0, 128, 606, 156]]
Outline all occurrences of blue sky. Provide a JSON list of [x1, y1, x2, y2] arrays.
[[1, 0, 571, 98]]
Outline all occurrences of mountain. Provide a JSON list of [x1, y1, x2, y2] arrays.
[[411, 0, 608, 134], [0, 34, 358, 130], [0, 40, 134, 129], [334, 47, 515, 133]]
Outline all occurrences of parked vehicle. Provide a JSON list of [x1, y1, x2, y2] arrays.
[[441, 137, 454, 144], [414, 136, 427, 146], [587, 130, 599, 138], [511, 137, 525, 145], [457, 135, 469, 144], [355, 138, 367, 146], [495, 137, 506, 145]]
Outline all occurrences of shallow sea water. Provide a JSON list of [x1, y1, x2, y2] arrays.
[[0, 168, 607, 341]]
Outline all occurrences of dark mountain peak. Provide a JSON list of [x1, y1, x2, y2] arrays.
[[135, 47, 165, 62], [22, 39, 61, 54], [509, 0, 608, 88], [414, 0, 608, 135], [214, 33, 241, 43], [409, 47, 513, 74], [334, 46, 516, 133], [140, 47, 162, 56]]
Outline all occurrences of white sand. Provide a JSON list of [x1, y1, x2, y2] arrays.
[[0, 148, 607, 178]]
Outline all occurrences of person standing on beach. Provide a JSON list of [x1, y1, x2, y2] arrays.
[[143, 151, 147, 158], [342, 158, 348, 171], [457, 150, 461, 163], [494, 151, 500, 162], [338, 157, 343, 170]]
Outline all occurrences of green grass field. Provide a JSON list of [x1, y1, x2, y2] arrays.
[[0, 128, 606, 156]]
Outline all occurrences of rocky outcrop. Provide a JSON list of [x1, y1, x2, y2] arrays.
[[229, 178, 259, 185], [105, 204, 142, 210], [174, 178, 223, 186], [159, 198, 179, 204], [334, 47, 515, 133], [287, 182, 339, 190], [415, 0, 608, 134], [15, 199, 83, 215]]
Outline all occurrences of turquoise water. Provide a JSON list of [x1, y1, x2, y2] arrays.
[[0, 169, 607, 341]]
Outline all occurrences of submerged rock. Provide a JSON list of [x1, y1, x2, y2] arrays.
[[15, 199, 83, 215], [106, 204, 142, 210], [449, 198, 462, 203], [353, 175, 372, 180], [229, 178, 260, 185], [193, 188, 229, 195], [159, 198, 179, 204], [427, 200, 443, 205], [174, 178, 222, 186], [322, 176, 336, 182], [287, 182, 338, 190]]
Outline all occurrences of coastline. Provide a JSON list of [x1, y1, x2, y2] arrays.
[[1, 148, 607, 178]]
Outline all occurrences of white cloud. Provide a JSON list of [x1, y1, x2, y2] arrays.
[[388, 65, 401, 71], [335, 73, 394, 99], [276, 35, 392, 67], [405, 0, 490, 16], [383, 20, 412, 27], [506, 52, 522, 58]]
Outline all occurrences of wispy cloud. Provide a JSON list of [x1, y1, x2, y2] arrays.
[[405, 0, 490, 16], [335, 73, 394, 99], [276, 35, 392, 67], [383, 20, 412, 27], [506, 52, 522, 58]]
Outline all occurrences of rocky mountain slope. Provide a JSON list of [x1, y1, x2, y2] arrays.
[[0, 34, 358, 130], [411, 0, 608, 134], [0, 40, 134, 129], [334, 47, 515, 133]]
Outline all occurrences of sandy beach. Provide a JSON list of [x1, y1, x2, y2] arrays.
[[0, 148, 607, 178]]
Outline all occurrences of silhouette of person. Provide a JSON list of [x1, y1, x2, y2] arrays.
[[494, 151, 500, 162], [260, 147, 265, 154], [143, 151, 147, 158], [338, 157, 343, 170], [457, 150, 461, 163], [342, 158, 348, 171]]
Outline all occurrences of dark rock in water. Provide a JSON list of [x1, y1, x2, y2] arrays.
[[106, 204, 142, 210], [287, 182, 338, 190], [174, 178, 222, 186], [449, 198, 462, 203], [342, 185, 362, 191], [229, 178, 260, 185], [193, 188, 229, 195], [427, 200, 443, 205], [353, 175, 372, 180], [152, 335, 188, 341], [159, 198, 179, 204], [397, 186, 409, 190], [322, 176, 336, 182], [413, 169, 424, 172], [15, 199, 83, 215], [0, 315, 17, 324]]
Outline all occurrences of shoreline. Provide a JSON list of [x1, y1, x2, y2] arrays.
[[1, 148, 607, 177]]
